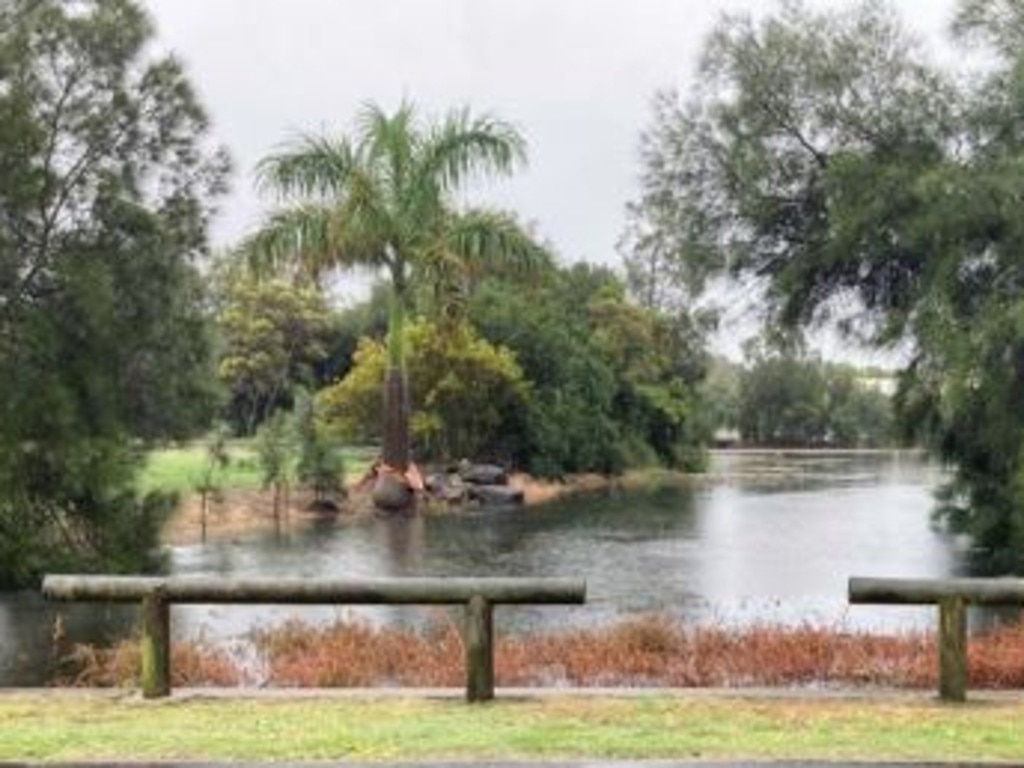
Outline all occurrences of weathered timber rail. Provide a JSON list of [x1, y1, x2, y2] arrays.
[[849, 576, 1024, 702], [42, 575, 586, 702]]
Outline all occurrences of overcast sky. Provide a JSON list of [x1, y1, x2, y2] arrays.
[[141, 0, 959, 357]]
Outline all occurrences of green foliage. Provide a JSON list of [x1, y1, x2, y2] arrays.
[[0, 0, 228, 587], [737, 341, 828, 447], [193, 425, 231, 499], [0, 441, 175, 588], [625, 0, 954, 327], [470, 265, 708, 476], [318, 320, 529, 463], [255, 412, 292, 491], [315, 283, 391, 385], [699, 357, 742, 434], [470, 270, 624, 476], [216, 278, 333, 435], [317, 339, 387, 447], [254, 410, 293, 520], [293, 390, 345, 504], [735, 341, 895, 449], [627, 0, 1024, 567], [897, 293, 1024, 569], [243, 102, 550, 471], [824, 366, 895, 448], [193, 425, 230, 539]]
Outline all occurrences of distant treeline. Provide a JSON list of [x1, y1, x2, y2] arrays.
[[701, 346, 896, 449]]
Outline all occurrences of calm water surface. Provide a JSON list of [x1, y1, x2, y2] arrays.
[[0, 451, 968, 686]]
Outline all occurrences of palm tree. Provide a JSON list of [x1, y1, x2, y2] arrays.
[[243, 101, 548, 494]]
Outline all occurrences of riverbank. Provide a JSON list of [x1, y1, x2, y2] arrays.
[[2, 689, 1022, 762], [160, 468, 690, 545], [161, 449, 928, 546], [160, 449, 935, 546]]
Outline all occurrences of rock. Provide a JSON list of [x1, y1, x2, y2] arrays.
[[371, 472, 414, 511], [423, 472, 468, 504], [424, 473, 449, 494], [459, 463, 508, 486], [467, 484, 524, 506], [442, 483, 468, 504]]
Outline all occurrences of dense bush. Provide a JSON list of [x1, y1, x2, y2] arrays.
[[0, 0, 227, 587], [470, 265, 708, 476], [216, 280, 333, 436], [317, 320, 530, 463]]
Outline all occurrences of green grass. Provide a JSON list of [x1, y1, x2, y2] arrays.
[[139, 440, 375, 495], [1, 693, 1023, 762], [139, 441, 262, 494]]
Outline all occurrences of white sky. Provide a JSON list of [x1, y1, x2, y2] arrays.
[[142, 0, 960, 359]]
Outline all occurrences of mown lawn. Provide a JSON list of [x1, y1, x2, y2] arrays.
[[1, 693, 1023, 762], [139, 440, 375, 495]]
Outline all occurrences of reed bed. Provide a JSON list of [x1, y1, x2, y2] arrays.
[[54, 614, 1024, 690]]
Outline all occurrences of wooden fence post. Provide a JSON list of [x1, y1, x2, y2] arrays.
[[140, 589, 170, 698], [938, 596, 967, 703], [464, 594, 494, 702]]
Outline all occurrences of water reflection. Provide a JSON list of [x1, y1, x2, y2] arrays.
[[0, 451, 985, 686]]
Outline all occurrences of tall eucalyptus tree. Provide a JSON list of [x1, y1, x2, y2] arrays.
[[625, 0, 1024, 568]]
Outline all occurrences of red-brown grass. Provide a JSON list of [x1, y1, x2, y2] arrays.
[[248, 617, 466, 687], [493, 617, 936, 688], [57, 614, 1024, 690], [53, 637, 241, 688]]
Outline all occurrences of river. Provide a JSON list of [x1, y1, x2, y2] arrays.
[[0, 450, 972, 686]]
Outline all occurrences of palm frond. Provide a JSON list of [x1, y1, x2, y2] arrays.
[[334, 166, 399, 267], [356, 100, 420, 194], [356, 100, 417, 156], [255, 134, 355, 200], [417, 108, 527, 193], [239, 204, 339, 282], [248, 103, 537, 297], [445, 208, 552, 279]]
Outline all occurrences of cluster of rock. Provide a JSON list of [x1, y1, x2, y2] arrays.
[[424, 462, 524, 507]]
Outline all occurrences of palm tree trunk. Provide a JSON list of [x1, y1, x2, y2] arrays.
[[381, 287, 410, 471], [382, 366, 409, 470]]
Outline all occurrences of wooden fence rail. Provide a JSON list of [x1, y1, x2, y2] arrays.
[[42, 574, 586, 702], [849, 576, 1024, 702]]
